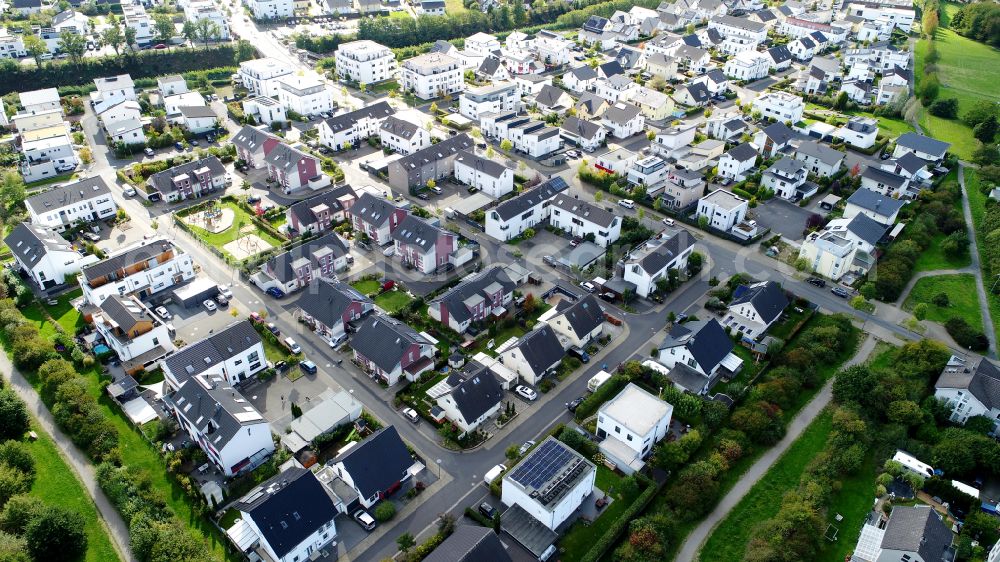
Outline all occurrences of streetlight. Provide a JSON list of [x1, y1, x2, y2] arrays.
[[435, 459, 442, 478]]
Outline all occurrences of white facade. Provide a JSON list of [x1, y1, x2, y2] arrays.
[[548, 197, 622, 248], [459, 82, 520, 120], [6, 224, 98, 289], [121, 3, 154, 46], [247, 0, 293, 20], [835, 116, 878, 149], [596, 384, 672, 474], [453, 154, 514, 198], [708, 15, 768, 55], [335, 40, 397, 85], [752, 91, 805, 123], [93, 304, 173, 364], [80, 243, 196, 306], [242, 96, 287, 126], [239, 58, 294, 98], [501, 438, 596, 530], [717, 148, 757, 181], [623, 234, 694, 298], [401, 53, 463, 100], [26, 182, 117, 230], [798, 231, 857, 280], [723, 50, 770, 81], [697, 189, 748, 232], [378, 117, 431, 155], [277, 74, 334, 117]]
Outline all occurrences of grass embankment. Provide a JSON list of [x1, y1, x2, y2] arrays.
[[964, 169, 1000, 345], [903, 274, 983, 331]]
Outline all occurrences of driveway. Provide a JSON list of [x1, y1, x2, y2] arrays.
[[751, 198, 815, 241]]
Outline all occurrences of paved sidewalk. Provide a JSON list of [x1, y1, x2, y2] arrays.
[[0, 351, 135, 562], [675, 334, 879, 562], [958, 164, 997, 358]]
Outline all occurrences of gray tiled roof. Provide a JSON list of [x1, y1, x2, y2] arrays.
[[287, 184, 357, 228], [561, 116, 604, 141], [447, 362, 504, 425], [862, 166, 907, 189], [550, 195, 617, 228], [534, 84, 569, 109], [391, 215, 451, 252], [350, 315, 430, 374], [166, 372, 266, 457], [454, 151, 508, 179], [232, 124, 278, 154], [880, 506, 953, 561], [81, 239, 173, 283], [729, 281, 788, 324], [760, 122, 795, 145], [637, 229, 695, 275], [493, 176, 568, 221], [323, 101, 394, 134], [510, 325, 565, 376], [395, 133, 473, 170], [937, 357, 1000, 411], [162, 321, 262, 384], [265, 232, 350, 283], [424, 525, 511, 562], [845, 187, 904, 218], [380, 115, 420, 139], [25, 176, 112, 216], [726, 142, 758, 163], [179, 105, 217, 119], [603, 102, 641, 124], [845, 213, 889, 246], [431, 266, 515, 325], [554, 294, 605, 339], [349, 191, 404, 227], [567, 65, 597, 81], [796, 140, 844, 167], [100, 294, 153, 333], [896, 132, 950, 158], [332, 426, 414, 499], [296, 278, 371, 329], [659, 318, 733, 374], [148, 157, 226, 194], [4, 223, 75, 268]]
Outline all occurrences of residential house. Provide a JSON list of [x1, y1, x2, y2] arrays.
[[265, 143, 327, 195], [165, 372, 274, 477], [541, 293, 605, 350], [563, 65, 598, 93], [297, 279, 373, 345], [391, 215, 459, 274], [717, 142, 758, 181], [549, 196, 621, 247], [277, 73, 334, 117], [427, 266, 516, 334], [459, 82, 519, 121], [402, 53, 463, 100], [92, 295, 173, 373], [534, 30, 573, 66], [91, 74, 136, 114], [501, 438, 596, 531], [594, 75, 639, 105], [766, 44, 793, 70], [835, 116, 879, 149], [794, 139, 844, 177], [723, 49, 770, 81], [350, 315, 435, 385], [560, 117, 607, 153], [708, 15, 767, 54], [424, 526, 512, 562], [596, 383, 672, 474], [721, 280, 788, 340], [476, 57, 511, 83], [348, 192, 408, 246], [242, 96, 287, 127], [691, 69, 730, 95], [285, 185, 358, 236], [659, 168, 705, 210], [753, 122, 796, 158], [860, 166, 910, 198], [935, 355, 1000, 431], [630, 87, 675, 121], [645, 53, 678, 80], [25, 176, 117, 231], [435, 362, 504, 434], [161, 321, 266, 390], [675, 138, 725, 171], [578, 15, 637, 49], [379, 116, 431, 156], [178, 105, 218, 135], [673, 82, 712, 108], [762, 157, 808, 200], [652, 124, 697, 159], [622, 229, 696, 297], [231, 468, 338, 562], [5, 223, 98, 290], [335, 40, 397, 85], [674, 44, 712, 73], [453, 151, 513, 198], [480, 112, 560, 158], [823, 213, 889, 258], [697, 189, 748, 231], [575, 93, 610, 120], [79, 239, 195, 306], [751, 91, 805, 123], [246, 0, 294, 19], [330, 425, 418, 507], [484, 176, 568, 242], [262, 233, 352, 294], [844, 187, 904, 224], [601, 102, 645, 139], [849, 505, 953, 562], [146, 156, 227, 202], [656, 318, 742, 393], [531, 85, 573, 117], [893, 132, 950, 163], [789, 36, 818, 61], [387, 133, 473, 190], [626, 155, 670, 188], [232, 125, 281, 168], [317, 102, 395, 152], [498, 324, 565, 385], [416, 0, 445, 15], [239, 58, 294, 98]]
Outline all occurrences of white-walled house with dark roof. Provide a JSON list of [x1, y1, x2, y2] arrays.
[[160, 321, 266, 391], [484, 176, 568, 242], [435, 362, 505, 433], [597, 383, 672, 474], [25, 176, 117, 230], [4, 223, 98, 290], [722, 280, 789, 340], [548, 195, 621, 247], [501, 437, 596, 530], [934, 355, 1000, 430], [330, 426, 418, 508], [622, 230, 695, 297], [497, 324, 566, 385], [453, 151, 514, 198]]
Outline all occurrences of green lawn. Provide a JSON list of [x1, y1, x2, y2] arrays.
[[444, 0, 467, 14], [698, 409, 835, 562], [913, 230, 973, 272], [184, 201, 285, 257], [813, 454, 879, 562], [914, 4, 1000, 160], [351, 279, 381, 295], [713, 344, 765, 397], [559, 467, 639, 561], [25, 420, 122, 562], [964, 169, 1000, 346], [20, 288, 85, 339], [375, 290, 413, 313], [903, 274, 983, 332]]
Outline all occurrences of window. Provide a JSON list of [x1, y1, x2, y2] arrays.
[[614, 426, 620, 434], [626, 434, 633, 441]]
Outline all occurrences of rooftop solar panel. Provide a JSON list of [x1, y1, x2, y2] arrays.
[[509, 440, 575, 490]]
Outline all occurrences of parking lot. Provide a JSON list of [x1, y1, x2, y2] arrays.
[[751, 198, 816, 241]]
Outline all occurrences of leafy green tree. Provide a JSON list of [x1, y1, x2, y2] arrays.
[[0, 171, 25, 219], [124, 26, 137, 53], [194, 19, 220, 48], [396, 532, 415, 554], [152, 13, 175, 44], [499, 139, 513, 153], [58, 32, 87, 64], [182, 20, 197, 45], [974, 115, 998, 144], [23, 34, 47, 67], [24, 504, 88, 562], [100, 25, 125, 56], [0, 388, 28, 442]]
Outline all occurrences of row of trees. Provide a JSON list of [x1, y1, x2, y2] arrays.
[[949, 1, 1000, 47]]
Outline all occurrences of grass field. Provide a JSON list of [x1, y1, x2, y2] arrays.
[[903, 273, 983, 331], [913, 171, 971, 271], [185, 201, 285, 256], [375, 290, 413, 313], [444, 0, 467, 14], [20, 288, 84, 339], [24, 420, 121, 562], [964, 169, 1000, 345], [914, 2, 1000, 160], [698, 409, 835, 562]]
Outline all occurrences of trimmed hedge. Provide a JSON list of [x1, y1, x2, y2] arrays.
[[580, 475, 661, 562], [573, 373, 630, 421]]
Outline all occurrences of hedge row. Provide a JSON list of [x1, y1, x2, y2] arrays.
[[580, 475, 661, 562]]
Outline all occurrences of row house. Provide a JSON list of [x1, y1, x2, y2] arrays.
[[350, 315, 435, 386], [285, 184, 358, 236], [146, 157, 227, 202], [296, 279, 374, 346], [622, 229, 695, 297], [79, 238, 195, 306], [453, 151, 514, 198], [25, 176, 117, 231], [379, 115, 431, 155], [723, 49, 770, 81], [265, 143, 328, 195], [241, 96, 287, 126], [549, 195, 622, 247], [480, 111, 561, 158], [708, 15, 767, 54], [261, 232, 352, 294], [391, 215, 459, 274], [348, 192, 408, 246], [387, 133, 474, 190], [427, 266, 517, 334], [560, 116, 608, 153], [317, 101, 395, 151]]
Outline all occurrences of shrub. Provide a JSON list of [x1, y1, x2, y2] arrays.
[[945, 317, 989, 351], [23, 504, 87, 562], [0, 442, 34, 478], [0, 389, 28, 442], [374, 501, 396, 522], [928, 98, 959, 119]]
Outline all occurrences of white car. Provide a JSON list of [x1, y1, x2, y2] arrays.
[[217, 285, 233, 299], [123, 188, 137, 197], [383, 246, 395, 257], [515, 385, 537, 401], [662, 218, 675, 227], [580, 281, 596, 293], [618, 199, 635, 209], [203, 299, 217, 311], [154, 306, 171, 320]]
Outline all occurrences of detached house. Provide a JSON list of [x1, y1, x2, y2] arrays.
[[762, 157, 809, 200], [349, 192, 408, 246], [860, 166, 910, 199], [563, 65, 598, 93], [379, 115, 431, 155], [717, 142, 758, 181], [893, 132, 950, 163], [285, 184, 358, 236], [261, 233, 352, 294], [751, 91, 805, 124], [5, 223, 96, 290], [297, 279, 374, 346], [935, 355, 1000, 432], [435, 361, 505, 433], [161, 321, 266, 390], [318, 101, 395, 151], [622, 229, 695, 297], [549, 196, 621, 247], [844, 187, 904, 224], [597, 384, 672, 474], [25, 176, 117, 231], [428, 266, 517, 334], [498, 324, 566, 385], [753, 122, 796, 158], [93, 295, 173, 374], [541, 294, 605, 350], [794, 140, 844, 177], [697, 189, 749, 232], [391, 215, 459, 275], [849, 506, 953, 562], [146, 157, 227, 202], [350, 315, 435, 386], [560, 116, 607, 153], [330, 426, 417, 508], [656, 318, 742, 394], [601, 102, 645, 139], [722, 281, 788, 340]]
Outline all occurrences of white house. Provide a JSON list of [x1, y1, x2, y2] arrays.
[[717, 142, 758, 181], [562, 65, 598, 93], [25, 176, 117, 230], [497, 325, 565, 385], [435, 362, 504, 434], [723, 49, 770, 81], [697, 189, 748, 232], [848, 505, 952, 562], [502, 437, 596, 530], [121, 3, 154, 46], [794, 140, 844, 177], [860, 166, 910, 198], [92, 295, 173, 373], [157, 75, 188, 97], [92, 74, 137, 114], [752, 91, 804, 123], [560, 117, 607, 153], [762, 157, 808, 200], [459, 82, 520, 120], [485, 176, 568, 242], [161, 321, 267, 390], [597, 384, 672, 474], [594, 75, 638, 105], [535, 30, 573, 66], [798, 230, 859, 280], [379, 115, 431, 155], [239, 58, 294, 98], [178, 106, 218, 135], [601, 102, 645, 139], [453, 151, 513, 198], [548, 195, 621, 247], [480, 112, 560, 158], [79, 239, 196, 306], [721, 280, 789, 340], [335, 40, 397, 85], [652, 125, 697, 159], [540, 294, 605, 350], [277, 73, 334, 117], [708, 15, 767, 54], [4, 223, 98, 290], [232, 467, 338, 562], [835, 116, 879, 149], [622, 230, 695, 297], [893, 132, 951, 163], [246, 0, 294, 20], [656, 318, 742, 392], [627, 155, 670, 189], [401, 53, 463, 100], [329, 426, 418, 508], [166, 372, 274, 477], [935, 355, 1000, 431], [242, 96, 287, 126], [318, 101, 395, 151]]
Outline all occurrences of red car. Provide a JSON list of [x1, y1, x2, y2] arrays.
[[153, 43, 167, 49]]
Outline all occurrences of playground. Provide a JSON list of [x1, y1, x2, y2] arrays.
[[179, 201, 284, 261], [182, 206, 235, 234]]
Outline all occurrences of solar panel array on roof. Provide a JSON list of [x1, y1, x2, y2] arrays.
[[509, 439, 574, 490]]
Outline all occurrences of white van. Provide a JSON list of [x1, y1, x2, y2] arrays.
[[618, 199, 635, 209], [484, 464, 506, 487], [283, 337, 301, 354]]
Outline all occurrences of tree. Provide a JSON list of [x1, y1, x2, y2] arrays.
[[932, 292, 950, 307], [928, 98, 959, 119], [499, 139, 513, 153], [974, 115, 998, 144], [0, 388, 28, 442], [426, 179, 436, 189], [396, 532, 415, 554], [58, 32, 87, 65], [429, 101, 438, 114], [24, 504, 87, 562], [833, 91, 849, 110], [0, 171, 25, 219], [912, 302, 929, 320], [234, 39, 255, 64], [153, 13, 175, 44], [0, 442, 34, 477], [194, 18, 219, 48], [182, 20, 197, 45], [123, 26, 137, 53], [23, 34, 47, 67]]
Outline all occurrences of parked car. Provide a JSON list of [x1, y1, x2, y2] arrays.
[[662, 218, 675, 226], [174, 141, 184, 150], [154, 306, 171, 320], [402, 407, 419, 423], [273, 360, 288, 372], [144, 147, 154, 157], [215, 294, 228, 306], [831, 287, 850, 298], [618, 199, 635, 209], [83, 232, 100, 242], [203, 299, 217, 311], [217, 285, 233, 299], [353, 509, 377, 531], [568, 346, 590, 363], [429, 186, 442, 194], [123, 188, 137, 197], [543, 255, 556, 266], [416, 193, 429, 200], [383, 246, 395, 257], [284, 337, 301, 354], [267, 322, 280, 335], [566, 396, 585, 412], [478, 502, 497, 520], [299, 360, 318, 374], [806, 277, 827, 288], [580, 281, 596, 293], [515, 385, 537, 401], [518, 440, 536, 456], [569, 237, 582, 248], [247, 195, 261, 204], [265, 287, 285, 298]]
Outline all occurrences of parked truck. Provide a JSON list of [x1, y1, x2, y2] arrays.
[[587, 370, 612, 392]]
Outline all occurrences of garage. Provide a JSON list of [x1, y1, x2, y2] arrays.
[[171, 277, 219, 308]]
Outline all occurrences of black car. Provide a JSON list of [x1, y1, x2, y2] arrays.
[[566, 396, 585, 412], [831, 287, 850, 298], [273, 360, 288, 372], [478, 502, 497, 519], [806, 277, 826, 288]]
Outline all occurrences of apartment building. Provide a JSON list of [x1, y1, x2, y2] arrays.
[[277, 73, 333, 117], [453, 151, 513, 198], [401, 53, 463, 100], [25, 176, 116, 230], [80, 239, 196, 306], [238, 57, 294, 97], [335, 40, 397, 85]]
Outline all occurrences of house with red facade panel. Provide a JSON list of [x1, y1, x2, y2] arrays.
[[232, 124, 281, 169], [427, 266, 516, 334], [285, 184, 358, 236], [390, 215, 459, 275], [146, 156, 227, 202], [296, 279, 373, 346], [349, 314, 436, 386], [261, 232, 352, 294], [348, 192, 408, 246], [264, 142, 329, 195]]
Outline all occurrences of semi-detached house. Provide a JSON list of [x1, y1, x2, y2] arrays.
[[379, 115, 431, 156], [261, 232, 352, 294], [25, 176, 117, 231], [329, 426, 417, 508], [146, 156, 227, 202], [161, 320, 266, 390], [349, 192, 408, 246], [265, 143, 328, 195], [285, 184, 358, 236], [453, 151, 514, 198], [349, 315, 435, 386], [428, 266, 516, 334], [498, 324, 566, 385], [485, 176, 568, 242], [92, 294, 173, 374], [391, 215, 459, 275], [622, 229, 695, 297], [317, 101, 395, 152], [5, 223, 98, 289], [232, 125, 281, 169], [296, 279, 374, 346], [387, 133, 474, 191], [548, 195, 621, 247]]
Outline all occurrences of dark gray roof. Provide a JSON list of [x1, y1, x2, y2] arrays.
[[264, 143, 316, 170], [659, 318, 733, 373], [424, 525, 511, 562], [896, 132, 950, 158], [614, 47, 644, 70], [810, 31, 827, 43], [350, 315, 430, 374], [510, 325, 565, 376], [760, 122, 795, 146], [682, 33, 701, 47], [447, 362, 504, 424], [100, 294, 154, 333], [637, 229, 695, 275], [598, 60, 624, 78], [576, 93, 608, 116], [603, 102, 641, 124], [26, 176, 111, 216], [478, 57, 504, 77], [724, 118, 747, 132], [4, 222, 75, 268], [583, 15, 609, 33], [395, 133, 473, 171], [235, 468, 338, 559], [561, 116, 604, 141], [332, 426, 413, 499], [680, 82, 710, 104], [796, 140, 844, 167], [534, 84, 570, 109], [550, 195, 617, 228], [162, 321, 262, 384], [862, 166, 907, 190], [432, 266, 515, 325], [297, 278, 371, 329], [231, 125, 278, 154], [713, 14, 766, 32], [179, 105, 217, 119], [287, 184, 358, 228], [349, 191, 404, 227], [845, 213, 889, 246], [880, 506, 953, 561], [567, 65, 597, 81], [666, 362, 711, 394], [392, 215, 451, 252], [729, 281, 788, 324], [380, 115, 420, 139], [454, 150, 508, 178], [554, 294, 605, 339], [265, 232, 350, 283], [766, 157, 806, 178], [81, 239, 173, 282], [799, 36, 815, 49], [768, 45, 792, 64], [324, 101, 394, 134], [846, 187, 904, 219], [894, 151, 926, 175], [752, 8, 776, 21], [494, 176, 568, 221], [705, 27, 724, 45], [726, 142, 758, 163], [148, 157, 226, 194], [937, 357, 1000, 411], [166, 372, 267, 456]]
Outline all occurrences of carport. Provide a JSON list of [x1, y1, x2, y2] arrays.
[[171, 277, 219, 308], [501, 504, 558, 561], [557, 241, 605, 270]]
